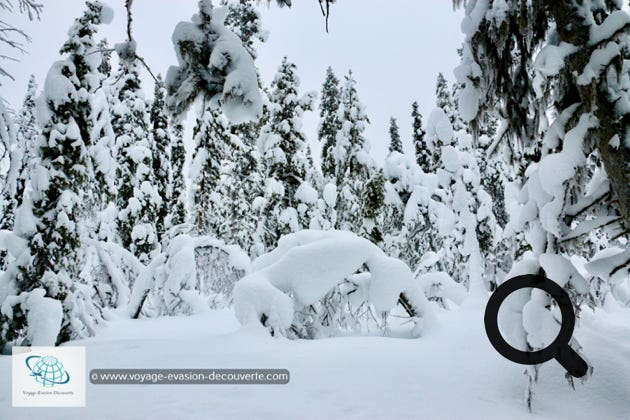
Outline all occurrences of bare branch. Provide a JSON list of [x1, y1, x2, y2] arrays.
[[0, 0, 42, 83], [125, 0, 134, 42], [136, 55, 158, 83], [17, 0, 42, 21]]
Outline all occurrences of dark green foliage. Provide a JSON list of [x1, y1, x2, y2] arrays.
[[190, 108, 228, 236], [411, 101, 431, 172], [388, 117, 403, 154], [4, 1, 110, 345], [319, 67, 342, 181], [169, 123, 187, 228], [362, 170, 385, 244], [150, 75, 172, 242], [97, 38, 112, 77]]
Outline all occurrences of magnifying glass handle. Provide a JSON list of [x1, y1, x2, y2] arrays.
[[555, 345, 588, 378]]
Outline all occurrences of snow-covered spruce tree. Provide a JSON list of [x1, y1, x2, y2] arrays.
[[111, 59, 160, 264], [361, 169, 386, 244], [0, 1, 113, 347], [256, 58, 316, 250], [411, 101, 431, 172], [0, 100, 17, 272], [90, 52, 118, 237], [0, 76, 37, 240], [305, 170, 337, 233], [388, 117, 403, 154], [149, 75, 172, 243], [381, 121, 413, 249], [165, 0, 262, 236], [318, 66, 343, 182], [189, 107, 230, 236], [429, 108, 497, 293], [381, 150, 448, 275], [214, 0, 267, 254], [167, 122, 187, 229], [436, 72, 465, 133], [218, 129, 264, 254], [435, 73, 452, 117], [452, 0, 630, 406], [335, 70, 374, 234]]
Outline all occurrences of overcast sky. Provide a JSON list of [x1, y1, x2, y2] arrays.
[[3, 0, 464, 162]]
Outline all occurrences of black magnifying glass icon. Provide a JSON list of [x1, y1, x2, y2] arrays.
[[484, 274, 588, 378]]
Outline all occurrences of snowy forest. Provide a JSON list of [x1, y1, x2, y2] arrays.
[[1, 0, 630, 418]]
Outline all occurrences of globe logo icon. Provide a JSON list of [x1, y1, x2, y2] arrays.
[[25, 355, 71, 387]]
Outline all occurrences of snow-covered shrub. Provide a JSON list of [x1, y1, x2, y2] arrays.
[[149, 234, 250, 316], [84, 239, 142, 311], [234, 230, 435, 339]]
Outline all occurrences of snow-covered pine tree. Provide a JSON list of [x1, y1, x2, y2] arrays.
[[111, 59, 160, 264], [0, 1, 113, 347], [318, 66, 342, 183], [256, 58, 316, 250], [388, 117, 403, 154], [411, 101, 431, 172], [335, 70, 374, 234], [149, 75, 172, 243]]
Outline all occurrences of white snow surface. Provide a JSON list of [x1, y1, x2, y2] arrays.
[[1, 299, 629, 419]]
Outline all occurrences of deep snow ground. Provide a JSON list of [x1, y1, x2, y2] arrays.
[[1, 299, 629, 420]]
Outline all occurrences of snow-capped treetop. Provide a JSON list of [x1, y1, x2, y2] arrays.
[[166, 0, 262, 124], [59, 1, 113, 94], [388, 117, 403, 154], [221, 0, 269, 59], [411, 101, 431, 171]]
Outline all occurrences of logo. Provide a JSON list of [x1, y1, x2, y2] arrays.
[[12, 346, 86, 407], [26, 355, 71, 387]]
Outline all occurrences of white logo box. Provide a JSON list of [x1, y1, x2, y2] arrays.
[[12, 346, 86, 407]]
